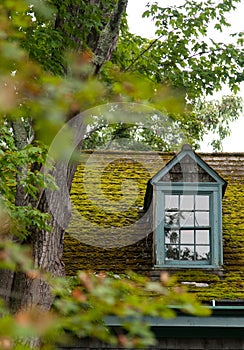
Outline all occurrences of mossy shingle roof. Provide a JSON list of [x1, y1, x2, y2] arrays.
[[64, 150, 244, 302]]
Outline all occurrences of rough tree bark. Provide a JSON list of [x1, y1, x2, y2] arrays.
[[0, 0, 128, 326]]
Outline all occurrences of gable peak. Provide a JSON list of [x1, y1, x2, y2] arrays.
[[181, 144, 193, 151]]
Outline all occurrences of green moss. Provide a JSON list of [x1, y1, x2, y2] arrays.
[[63, 152, 244, 302], [68, 158, 150, 229]]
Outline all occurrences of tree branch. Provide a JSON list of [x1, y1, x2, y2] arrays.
[[188, 50, 212, 59], [83, 123, 108, 141], [93, 0, 128, 74], [124, 34, 164, 72]]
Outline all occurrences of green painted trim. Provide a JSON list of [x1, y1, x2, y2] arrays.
[[104, 310, 244, 328], [153, 183, 221, 190], [154, 184, 222, 268]]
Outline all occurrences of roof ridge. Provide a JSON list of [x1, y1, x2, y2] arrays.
[[80, 149, 244, 156]]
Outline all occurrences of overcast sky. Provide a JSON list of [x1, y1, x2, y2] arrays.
[[126, 0, 244, 152]]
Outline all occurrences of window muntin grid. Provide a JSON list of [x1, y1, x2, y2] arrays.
[[164, 194, 210, 262]]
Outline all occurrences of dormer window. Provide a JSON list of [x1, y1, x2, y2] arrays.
[[149, 145, 227, 269]]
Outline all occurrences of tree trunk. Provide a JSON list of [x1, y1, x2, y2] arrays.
[[8, 115, 86, 313]]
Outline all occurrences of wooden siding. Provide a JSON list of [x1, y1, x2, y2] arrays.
[[60, 338, 244, 349]]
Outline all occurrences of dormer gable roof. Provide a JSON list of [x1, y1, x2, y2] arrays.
[[151, 144, 227, 191]]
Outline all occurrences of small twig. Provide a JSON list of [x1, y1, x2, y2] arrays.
[[83, 123, 108, 141], [188, 50, 212, 59], [124, 34, 164, 72]]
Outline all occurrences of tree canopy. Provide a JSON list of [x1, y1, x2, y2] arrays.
[[9, 0, 242, 152], [93, 0, 243, 150]]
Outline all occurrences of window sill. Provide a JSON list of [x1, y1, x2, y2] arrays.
[[150, 265, 224, 277], [153, 264, 223, 270]]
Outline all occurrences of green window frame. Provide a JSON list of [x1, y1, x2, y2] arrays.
[[154, 183, 223, 268]]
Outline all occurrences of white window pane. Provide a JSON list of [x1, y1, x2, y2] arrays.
[[181, 230, 194, 244], [195, 212, 209, 226], [196, 230, 209, 244], [180, 212, 194, 227], [165, 230, 179, 244], [195, 195, 209, 210], [180, 195, 194, 210], [180, 246, 194, 260], [165, 195, 179, 210], [196, 246, 210, 260]]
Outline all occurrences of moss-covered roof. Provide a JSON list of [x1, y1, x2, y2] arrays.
[[63, 150, 244, 302]]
